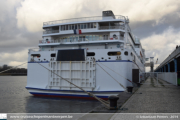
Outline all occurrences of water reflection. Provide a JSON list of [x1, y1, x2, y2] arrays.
[[0, 76, 99, 113]]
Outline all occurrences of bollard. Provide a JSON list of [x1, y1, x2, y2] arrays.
[[127, 86, 133, 93], [108, 95, 119, 109], [136, 83, 141, 87]]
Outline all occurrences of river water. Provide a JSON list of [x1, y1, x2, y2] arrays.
[[0, 76, 99, 113]]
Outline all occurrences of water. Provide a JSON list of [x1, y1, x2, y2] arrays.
[[0, 76, 99, 113]]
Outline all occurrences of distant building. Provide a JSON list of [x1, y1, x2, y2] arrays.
[[3, 64, 8, 69]]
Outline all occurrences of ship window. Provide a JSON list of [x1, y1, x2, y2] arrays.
[[65, 25, 68, 30], [31, 54, 41, 57], [81, 24, 84, 29], [108, 51, 121, 56], [75, 24, 77, 29], [72, 24, 74, 29], [87, 52, 95, 56], [61, 25, 65, 31], [87, 23, 91, 28], [124, 51, 128, 56], [84, 24, 87, 29], [69, 25, 71, 30], [51, 54, 56, 57], [91, 23, 93, 28], [78, 24, 80, 29], [93, 23, 96, 28]]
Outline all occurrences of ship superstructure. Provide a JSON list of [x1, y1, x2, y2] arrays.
[[26, 10, 146, 100]]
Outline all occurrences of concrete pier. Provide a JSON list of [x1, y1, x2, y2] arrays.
[[110, 77, 180, 119], [77, 77, 180, 120]]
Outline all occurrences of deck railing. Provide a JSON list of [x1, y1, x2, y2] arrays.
[[39, 36, 124, 44], [43, 15, 126, 26], [43, 30, 59, 34], [29, 48, 40, 52], [98, 26, 125, 30], [43, 26, 125, 35]]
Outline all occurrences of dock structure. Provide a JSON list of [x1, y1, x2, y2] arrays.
[[155, 46, 180, 85]]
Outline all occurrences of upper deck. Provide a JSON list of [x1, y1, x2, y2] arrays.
[[43, 15, 126, 27]]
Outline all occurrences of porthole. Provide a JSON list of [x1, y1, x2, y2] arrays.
[[101, 57, 104, 59], [108, 51, 121, 56], [87, 52, 95, 56], [108, 57, 111, 59], [51, 53, 56, 57], [124, 51, 128, 56], [31, 54, 41, 58]]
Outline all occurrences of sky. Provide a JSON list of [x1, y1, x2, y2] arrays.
[[0, 0, 180, 71]]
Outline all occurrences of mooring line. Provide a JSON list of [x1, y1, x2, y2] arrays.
[[0, 62, 27, 74], [96, 62, 127, 90], [96, 62, 136, 86], [35, 61, 111, 109]]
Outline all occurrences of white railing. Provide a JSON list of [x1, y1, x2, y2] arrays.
[[158, 72, 177, 86], [43, 15, 126, 26], [43, 30, 59, 34], [98, 26, 125, 30], [39, 36, 124, 44], [29, 48, 40, 52]]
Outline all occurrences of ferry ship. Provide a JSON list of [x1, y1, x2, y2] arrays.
[[26, 10, 146, 100]]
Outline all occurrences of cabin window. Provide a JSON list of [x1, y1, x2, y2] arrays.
[[93, 23, 96, 28], [91, 23, 93, 28], [84, 24, 87, 29], [51, 54, 56, 57], [108, 51, 121, 56], [31, 54, 41, 58], [124, 51, 128, 56], [87, 23, 91, 28], [87, 52, 95, 56], [65, 25, 68, 30], [81, 24, 84, 29], [61, 25, 65, 31], [72, 24, 74, 29], [74, 24, 77, 29]]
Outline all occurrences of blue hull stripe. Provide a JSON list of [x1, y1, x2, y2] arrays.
[[30, 92, 108, 98], [26, 87, 123, 93], [28, 61, 49, 63], [96, 60, 132, 62]]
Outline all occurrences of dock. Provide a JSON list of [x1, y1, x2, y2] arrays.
[[78, 77, 180, 120]]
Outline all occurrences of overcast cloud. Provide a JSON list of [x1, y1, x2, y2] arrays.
[[0, 0, 180, 71]]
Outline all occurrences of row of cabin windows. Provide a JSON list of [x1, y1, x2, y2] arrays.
[[87, 52, 121, 56], [61, 23, 96, 31], [58, 35, 109, 42], [31, 51, 128, 58], [31, 52, 136, 61]]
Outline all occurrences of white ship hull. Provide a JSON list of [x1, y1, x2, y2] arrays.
[[26, 58, 144, 100], [26, 10, 146, 100]]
